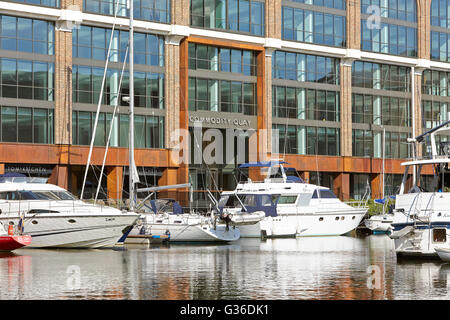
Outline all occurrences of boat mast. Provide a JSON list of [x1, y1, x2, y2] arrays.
[[129, 0, 136, 210]]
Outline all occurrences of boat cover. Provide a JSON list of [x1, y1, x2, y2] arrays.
[[238, 161, 288, 168]]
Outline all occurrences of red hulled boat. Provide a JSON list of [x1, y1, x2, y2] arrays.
[[0, 224, 32, 251]]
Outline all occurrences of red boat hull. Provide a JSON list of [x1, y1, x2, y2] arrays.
[[0, 235, 32, 251]]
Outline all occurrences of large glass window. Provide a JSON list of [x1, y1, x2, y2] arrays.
[[352, 129, 409, 159], [422, 69, 450, 97], [73, 26, 164, 66], [361, 0, 416, 22], [0, 106, 53, 144], [352, 61, 410, 92], [189, 43, 256, 76], [281, 4, 346, 47], [422, 69, 450, 156], [361, 21, 417, 57], [188, 42, 258, 115], [273, 86, 339, 122], [189, 77, 256, 115], [83, 0, 170, 23], [350, 173, 370, 200], [273, 50, 339, 84], [6, 0, 59, 7], [360, 0, 417, 57], [273, 123, 340, 156], [0, 15, 54, 55], [72, 111, 164, 148], [191, 0, 265, 36], [72, 66, 164, 109], [0, 58, 54, 101], [422, 100, 447, 130], [352, 129, 373, 157], [431, 0, 450, 27], [352, 94, 411, 127]]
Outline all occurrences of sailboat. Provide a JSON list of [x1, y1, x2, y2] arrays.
[[364, 127, 394, 234], [125, 184, 240, 243], [119, 3, 239, 243]]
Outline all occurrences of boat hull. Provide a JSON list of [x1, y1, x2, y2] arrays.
[[134, 223, 240, 242], [435, 247, 450, 261], [0, 214, 138, 248], [364, 219, 393, 232], [239, 210, 366, 237], [391, 223, 450, 258], [0, 235, 32, 251]]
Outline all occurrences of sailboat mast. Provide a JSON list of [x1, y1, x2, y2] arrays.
[[129, 0, 135, 210]]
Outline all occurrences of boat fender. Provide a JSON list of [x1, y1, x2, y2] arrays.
[[8, 224, 14, 236]]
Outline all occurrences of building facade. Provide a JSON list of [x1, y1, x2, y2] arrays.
[[0, 0, 443, 204]]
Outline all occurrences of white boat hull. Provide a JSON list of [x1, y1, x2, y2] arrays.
[[364, 216, 393, 232], [142, 223, 240, 242], [391, 224, 450, 258], [239, 211, 366, 237], [435, 247, 450, 261], [134, 214, 240, 242], [0, 213, 138, 248]]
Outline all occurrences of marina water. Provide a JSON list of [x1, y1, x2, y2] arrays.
[[1, 235, 450, 300]]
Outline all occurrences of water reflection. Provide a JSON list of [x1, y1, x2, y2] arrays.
[[0, 236, 449, 300]]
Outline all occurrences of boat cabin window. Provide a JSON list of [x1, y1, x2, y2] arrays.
[[260, 195, 273, 206], [52, 191, 77, 200], [433, 228, 447, 243], [219, 195, 243, 208], [0, 191, 20, 200], [0, 190, 77, 201], [297, 193, 313, 206], [241, 195, 257, 207], [277, 195, 297, 204], [312, 190, 337, 199]]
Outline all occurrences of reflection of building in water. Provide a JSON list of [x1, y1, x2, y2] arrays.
[[0, 253, 32, 299]]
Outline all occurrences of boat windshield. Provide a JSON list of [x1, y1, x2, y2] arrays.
[[219, 194, 243, 208], [0, 190, 77, 201]]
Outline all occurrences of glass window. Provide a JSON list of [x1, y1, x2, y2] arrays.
[[190, 0, 265, 36], [278, 195, 297, 204], [282, 5, 346, 47], [0, 15, 54, 55], [73, 25, 164, 66], [361, 19, 417, 57], [83, 0, 169, 23]]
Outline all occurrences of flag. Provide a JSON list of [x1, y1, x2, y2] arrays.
[[131, 160, 140, 184], [18, 211, 25, 235]]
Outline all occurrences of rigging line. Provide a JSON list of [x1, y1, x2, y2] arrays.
[[94, 44, 129, 203], [81, 0, 122, 200]]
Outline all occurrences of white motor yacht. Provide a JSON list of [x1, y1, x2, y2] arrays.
[[389, 122, 450, 258], [0, 179, 139, 248], [218, 161, 368, 238]]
